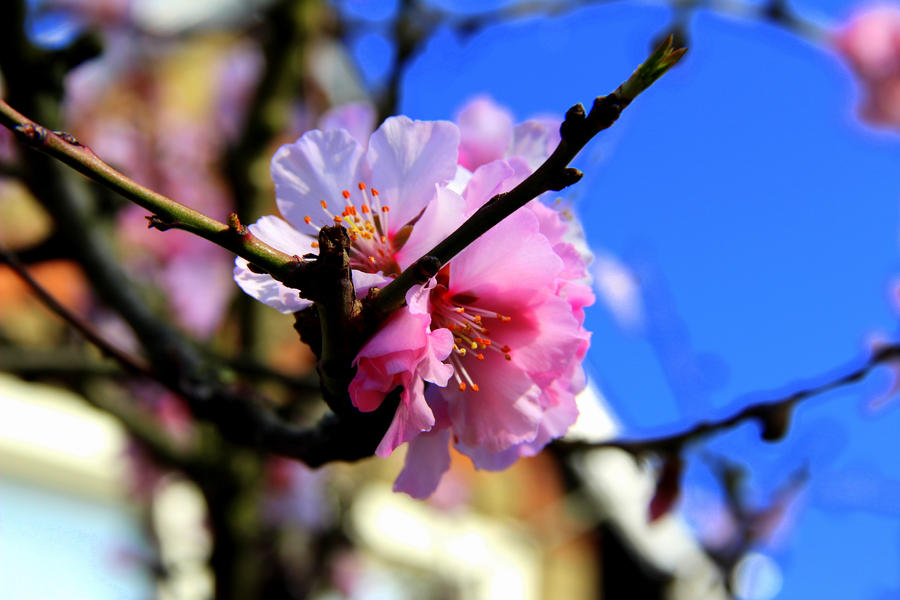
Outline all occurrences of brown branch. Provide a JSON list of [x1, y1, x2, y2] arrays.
[[371, 36, 686, 318], [561, 343, 900, 455], [0, 100, 311, 286], [0, 241, 161, 381]]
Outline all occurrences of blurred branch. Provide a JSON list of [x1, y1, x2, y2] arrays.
[[0, 347, 128, 379], [224, 0, 325, 357], [444, 0, 827, 43], [377, 0, 433, 122], [371, 36, 686, 317], [0, 99, 312, 285], [0, 241, 160, 381], [563, 342, 900, 454], [79, 379, 203, 473]]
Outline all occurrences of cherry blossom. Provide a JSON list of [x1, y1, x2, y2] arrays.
[[353, 158, 592, 498], [234, 108, 591, 499], [233, 115, 460, 312]]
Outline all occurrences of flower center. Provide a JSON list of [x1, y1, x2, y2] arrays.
[[302, 182, 399, 274], [431, 285, 513, 393]]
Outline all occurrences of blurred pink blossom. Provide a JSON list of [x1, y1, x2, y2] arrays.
[[834, 5, 900, 127], [456, 96, 561, 172]]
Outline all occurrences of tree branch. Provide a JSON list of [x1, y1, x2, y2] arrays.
[[561, 343, 900, 455], [371, 36, 686, 317], [0, 241, 160, 381], [0, 100, 309, 286]]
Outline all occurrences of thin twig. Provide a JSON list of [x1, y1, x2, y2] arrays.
[[561, 343, 900, 454], [0, 241, 160, 381], [0, 100, 306, 284]]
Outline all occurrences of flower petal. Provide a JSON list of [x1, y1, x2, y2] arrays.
[[445, 356, 544, 452], [462, 159, 516, 214], [232, 216, 317, 314], [456, 96, 514, 171], [393, 427, 452, 499], [234, 258, 310, 314], [352, 270, 392, 297], [454, 439, 520, 471], [318, 101, 376, 147], [248, 215, 317, 255], [367, 116, 459, 231], [509, 118, 561, 171], [375, 377, 435, 458], [272, 129, 365, 230], [449, 208, 562, 305], [394, 186, 467, 270]]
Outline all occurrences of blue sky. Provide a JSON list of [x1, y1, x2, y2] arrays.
[[390, 0, 900, 597]]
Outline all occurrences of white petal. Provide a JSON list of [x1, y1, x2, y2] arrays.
[[366, 116, 460, 232], [233, 257, 310, 314], [352, 270, 392, 297], [248, 215, 317, 255], [446, 165, 473, 194], [232, 215, 317, 314], [271, 129, 365, 230]]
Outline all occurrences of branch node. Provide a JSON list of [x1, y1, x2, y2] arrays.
[[560, 103, 587, 140], [51, 130, 83, 147], [227, 211, 249, 237], [588, 95, 624, 130], [412, 255, 442, 284], [13, 123, 47, 143], [547, 167, 583, 192], [146, 215, 179, 231]]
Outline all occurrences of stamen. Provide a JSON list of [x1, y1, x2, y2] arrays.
[[341, 190, 351, 199]]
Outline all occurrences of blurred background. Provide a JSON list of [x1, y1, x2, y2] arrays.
[[1, 0, 899, 598]]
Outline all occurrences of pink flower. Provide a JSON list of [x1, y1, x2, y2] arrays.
[[235, 109, 591, 499], [834, 5, 900, 127], [456, 96, 561, 172], [354, 158, 592, 498], [233, 115, 461, 312]]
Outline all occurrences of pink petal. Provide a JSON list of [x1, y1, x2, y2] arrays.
[[366, 116, 460, 231], [517, 386, 580, 458], [456, 96, 514, 171], [375, 377, 435, 458], [462, 159, 516, 214], [393, 428, 452, 499], [271, 129, 365, 230], [418, 328, 455, 386], [529, 201, 569, 246], [449, 208, 562, 305], [447, 165, 473, 194], [489, 292, 584, 386], [355, 306, 429, 360], [393, 186, 467, 270], [509, 118, 561, 171], [444, 356, 544, 452], [454, 440, 520, 471]]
